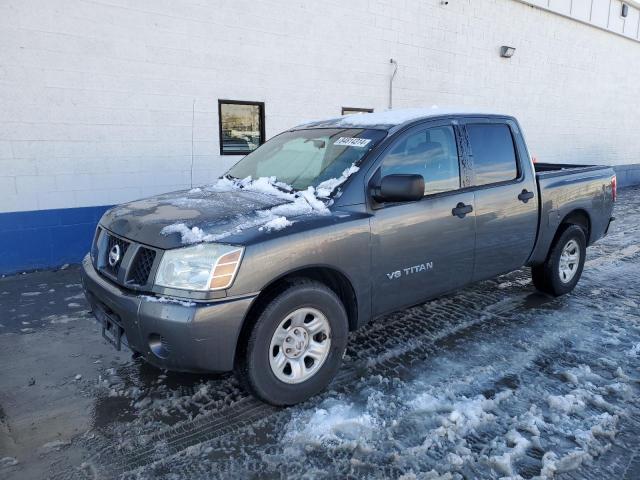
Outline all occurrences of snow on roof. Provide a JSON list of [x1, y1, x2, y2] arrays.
[[296, 106, 508, 129]]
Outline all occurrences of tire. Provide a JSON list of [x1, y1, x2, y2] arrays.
[[236, 280, 349, 406], [532, 224, 586, 296]]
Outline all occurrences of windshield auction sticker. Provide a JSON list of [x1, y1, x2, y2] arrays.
[[334, 137, 372, 148]]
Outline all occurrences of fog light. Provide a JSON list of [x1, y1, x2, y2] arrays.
[[149, 333, 170, 359]]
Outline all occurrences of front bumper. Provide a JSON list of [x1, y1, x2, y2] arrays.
[[81, 255, 256, 373]]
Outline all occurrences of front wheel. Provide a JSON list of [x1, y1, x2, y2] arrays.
[[532, 224, 586, 296], [236, 280, 348, 406]]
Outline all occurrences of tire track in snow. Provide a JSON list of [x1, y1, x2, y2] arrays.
[[78, 282, 534, 476], [123, 290, 640, 479]]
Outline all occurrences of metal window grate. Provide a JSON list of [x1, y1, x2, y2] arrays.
[[127, 247, 156, 286]]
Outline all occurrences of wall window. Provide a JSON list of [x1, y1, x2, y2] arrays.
[[342, 107, 373, 115], [380, 126, 461, 196], [467, 124, 518, 186], [218, 100, 265, 155]]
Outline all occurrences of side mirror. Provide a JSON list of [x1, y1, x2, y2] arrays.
[[372, 174, 424, 203]]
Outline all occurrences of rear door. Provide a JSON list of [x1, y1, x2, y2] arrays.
[[462, 119, 538, 281], [369, 121, 476, 316]]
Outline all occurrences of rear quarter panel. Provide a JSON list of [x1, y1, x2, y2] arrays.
[[528, 167, 615, 265]]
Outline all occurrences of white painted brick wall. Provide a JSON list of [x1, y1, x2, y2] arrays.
[[0, 0, 639, 213]]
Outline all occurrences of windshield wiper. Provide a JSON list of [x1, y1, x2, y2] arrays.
[[226, 173, 298, 195], [270, 180, 296, 194]]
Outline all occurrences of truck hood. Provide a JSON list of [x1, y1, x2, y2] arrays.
[[100, 188, 297, 249]]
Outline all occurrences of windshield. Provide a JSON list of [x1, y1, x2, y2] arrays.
[[226, 128, 387, 191]]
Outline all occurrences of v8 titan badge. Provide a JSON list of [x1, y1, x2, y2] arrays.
[[387, 261, 434, 280]]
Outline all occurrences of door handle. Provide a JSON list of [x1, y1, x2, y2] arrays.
[[452, 202, 473, 218], [518, 189, 534, 203]]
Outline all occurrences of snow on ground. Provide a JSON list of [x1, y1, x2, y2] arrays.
[[242, 299, 631, 480]]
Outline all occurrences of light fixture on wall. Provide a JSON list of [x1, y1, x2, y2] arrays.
[[500, 46, 516, 58], [621, 3, 629, 18]]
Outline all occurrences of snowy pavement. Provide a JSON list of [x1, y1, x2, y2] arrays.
[[1, 187, 639, 480]]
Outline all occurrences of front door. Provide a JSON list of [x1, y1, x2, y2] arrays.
[[370, 123, 476, 316]]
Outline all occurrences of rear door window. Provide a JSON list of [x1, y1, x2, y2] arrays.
[[467, 124, 518, 186], [380, 126, 460, 195]]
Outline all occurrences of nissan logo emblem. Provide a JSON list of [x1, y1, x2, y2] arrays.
[[108, 244, 121, 267]]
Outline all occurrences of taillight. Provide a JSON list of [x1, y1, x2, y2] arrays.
[[611, 175, 617, 202]]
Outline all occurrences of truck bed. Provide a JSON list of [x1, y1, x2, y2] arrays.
[[528, 162, 616, 266], [534, 162, 610, 179]]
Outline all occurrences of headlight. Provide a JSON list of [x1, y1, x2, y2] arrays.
[[155, 243, 244, 291]]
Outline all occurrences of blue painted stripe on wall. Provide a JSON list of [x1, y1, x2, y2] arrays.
[[0, 205, 112, 275]]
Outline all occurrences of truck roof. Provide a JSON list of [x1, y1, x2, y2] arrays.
[[294, 107, 511, 132]]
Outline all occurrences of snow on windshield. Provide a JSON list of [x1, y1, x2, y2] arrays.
[[161, 166, 359, 244], [315, 164, 360, 198]]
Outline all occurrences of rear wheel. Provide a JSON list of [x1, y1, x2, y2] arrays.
[[236, 280, 348, 406], [532, 224, 586, 296]]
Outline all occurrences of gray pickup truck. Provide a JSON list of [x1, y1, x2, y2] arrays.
[[81, 108, 616, 405]]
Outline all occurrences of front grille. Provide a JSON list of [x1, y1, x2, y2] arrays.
[[127, 247, 156, 286], [104, 234, 130, 277], [94, 228, 160, 290]]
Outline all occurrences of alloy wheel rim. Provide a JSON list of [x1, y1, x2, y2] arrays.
[[558, 239, 580, 283], [268, 307, 331, 384]]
